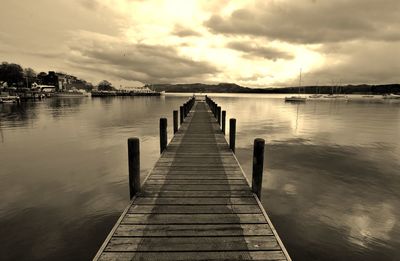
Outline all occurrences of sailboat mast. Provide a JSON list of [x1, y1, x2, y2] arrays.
[[299, 68, 302, 94]]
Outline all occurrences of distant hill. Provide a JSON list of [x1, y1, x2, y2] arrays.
[[148, 83, 400, 94], [149, 83, 255, 93]]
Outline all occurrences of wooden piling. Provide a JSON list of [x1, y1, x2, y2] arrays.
[[173, 110, 178, 134], [252, 138, 265, 199], [159, 118, 167, 153], [180, 106, 184, 124], [127, 137, 140, 199], [217, 106, 221, 125], [222, 110, 226, 134], [229, 118, 236, 153]]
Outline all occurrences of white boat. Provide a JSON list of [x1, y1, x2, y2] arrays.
[[382, 94, 400, 99]]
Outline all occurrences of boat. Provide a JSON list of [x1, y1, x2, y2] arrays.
[[0, 95, 20, 103], [285, 68, 307, 102], [382, 94, 400, 99], [323, 94, 347, 99], [285, 96, 307, 102], [309, 94, 323, 98]]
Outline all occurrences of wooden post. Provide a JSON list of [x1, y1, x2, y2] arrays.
[[128, 137, 140, 199], [229, 118, 236, 153], [252, 138, 265, 199], [160, 118, 167, 153], [180, 106, 184, 124], [173, 110, 178, 134], [222, 110, 226, 134], [217, 106, 221, 125]]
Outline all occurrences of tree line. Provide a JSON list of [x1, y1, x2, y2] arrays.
[[0, 61, 115, 91]]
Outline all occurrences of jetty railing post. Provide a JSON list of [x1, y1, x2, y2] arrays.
[[127, 137, 140, 199], [160, 118, 167, 153], [173, 110, 178, 134], [229, 118, 236, 153], [222, 110, 226, 134], [217, 106, 221, 125], [180, 106, 184, 124], [252, 138, 265, 200]]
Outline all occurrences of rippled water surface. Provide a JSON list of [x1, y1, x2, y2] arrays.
[[0, 94, 399, 260]]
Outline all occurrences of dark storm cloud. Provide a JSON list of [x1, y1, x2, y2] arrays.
[[205, 0, 400, 44], [67, 34, 218, 83], [172, 25, 201, 37], [227, 41, 293, 60]]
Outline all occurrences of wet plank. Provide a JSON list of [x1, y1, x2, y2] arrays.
[[99, 251, 286, 261]]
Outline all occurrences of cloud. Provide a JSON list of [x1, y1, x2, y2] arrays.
[[205, 0, 400, 44], [172, 25, 201, 37], [305, 41, 400, 84], [227, 41, 293, 60], [66, 31, 219, 83]]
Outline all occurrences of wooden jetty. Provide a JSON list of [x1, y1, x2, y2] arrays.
[[94, 96, 291, 261]]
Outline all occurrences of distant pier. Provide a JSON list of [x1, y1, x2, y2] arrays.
[[94, 96, 291, 261]]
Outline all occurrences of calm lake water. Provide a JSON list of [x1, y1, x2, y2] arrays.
[[0, 93, 399, 260]]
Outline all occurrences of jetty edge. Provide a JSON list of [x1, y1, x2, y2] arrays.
[[93, 95, 291, 261]]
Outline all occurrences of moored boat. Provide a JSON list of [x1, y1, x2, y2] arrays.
[[382, 94, 400, 99], [285, 96, 307, 102]]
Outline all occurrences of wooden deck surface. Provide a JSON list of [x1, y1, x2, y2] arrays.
[[94, 100, 291, 261]]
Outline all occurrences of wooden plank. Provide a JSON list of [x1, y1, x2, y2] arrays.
[[150, 169, 244, 175], [145, 179, 248, 185], [134, 197, 257, 205], [149, 174, 244, 180], [114, 223, 273, 237], [157, 157, 237, 164], [122, 213, 267, 224], [140, 190, 253, 197], [99, 251, 286, 261], [128, 205, 261, 214], [142, 184, 250, 191], [152, 165, 242, 170], [105, 236, 280, 251]]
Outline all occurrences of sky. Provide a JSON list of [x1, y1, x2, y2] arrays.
[[0, 0, 399, 88]]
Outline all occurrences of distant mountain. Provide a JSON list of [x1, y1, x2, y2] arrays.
[[149, 83, 255, 93], [148, 83, 400, 94]]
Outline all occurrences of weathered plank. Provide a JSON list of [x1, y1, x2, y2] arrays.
[[145, 179, 248, 185], [114, 223, 273, 237], [134, 197, 257, 205], [122, 213, 267, 224], [142, 184, 250, 191], [105, 236, 280, 251], [99, 251, 286, 261], [128, 204, 261, 214], [140, 190, 254, 197]]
